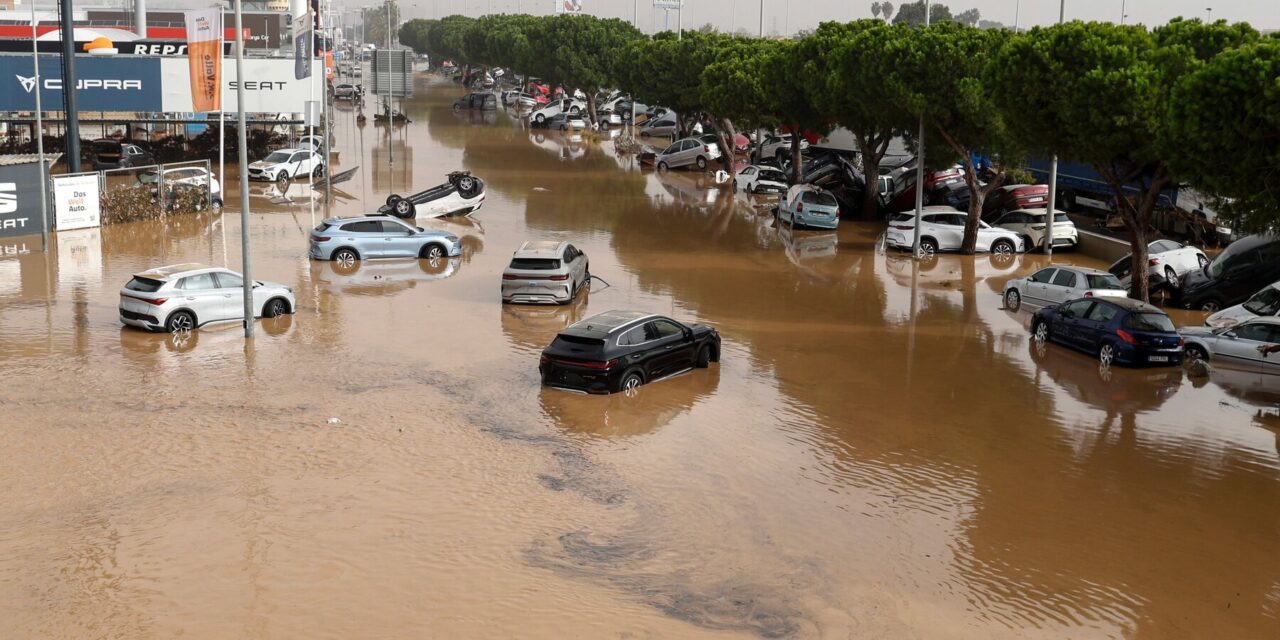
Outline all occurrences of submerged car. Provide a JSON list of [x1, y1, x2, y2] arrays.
[[377, 171, 486, 219], [1031, 297, 1184, 367], [530, 97, 586, 124], [736, 165, 788, 194], [309, 216, 461, 265], [654, 136, 722, 171], [138, 166, 223, 211], [777, 184, 841, 230], [1181, 317, 1280, 370], [885, 208, 1024, 255], [1108, 239, 1210, 289], [547, 112, 587, 131], [90, 139, 154, 171], [119, 263, 295, 333], [247, 148, 324, 182], [501, 240, 590, 305], [1003, 266, 1126, 312], [1181, 233, 1280, 312], [454, 92, 497, 110], [539, 310, 721, 395], [1205, 280, 1280, 328], [990, 209, 1078, 251]]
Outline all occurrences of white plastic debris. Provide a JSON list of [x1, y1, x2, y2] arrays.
[[327, 417, 342, 425]]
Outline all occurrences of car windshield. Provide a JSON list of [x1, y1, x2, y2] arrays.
[[125, 276, 164, 292], [264, 151, 292, 163], [1244, 286, 1280, 315], [759, 169, 786, 182], [1124, 312, 1176, 332], [509, 258, 561, 270], [889, 212, 915, 223], [801, 191, 837, 207], [1205, 239, 1261, 278], [1087, 274, 1124, 290], [549, 334, 606, 358]]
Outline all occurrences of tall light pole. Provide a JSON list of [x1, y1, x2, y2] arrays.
[[1205, 7, 1213, 21], [1044, 0, 1065, 259], [1120, 0, 1127, 24], [57, 0, 81, 172], [233, 0, 254, 339], [910, 0, 931, 258], [30, 1, 48, 251], [1013, 0, 1021, 32], [759, 0, 763, 37]]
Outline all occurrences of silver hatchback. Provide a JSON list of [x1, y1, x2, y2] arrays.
[[309, 216, 461, 266], [655, 136, 723, 172], [501, 241, 590, 304], [119, 263, 296, 333]]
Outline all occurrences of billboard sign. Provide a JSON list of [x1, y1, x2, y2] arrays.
[[185, 8, 224, 112], [0, 160, 54, 240], [52, 174, 102, 231], [160, 58, 322, 113], [0, 55, 163, 111]]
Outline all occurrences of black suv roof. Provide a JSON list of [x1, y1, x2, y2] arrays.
[[562, 310, 653, 338]]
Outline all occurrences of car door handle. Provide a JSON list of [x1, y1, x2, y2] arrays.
[[186, 296, 196, 301], [223, 294, 234, 298], [664, 345, 674, 350]]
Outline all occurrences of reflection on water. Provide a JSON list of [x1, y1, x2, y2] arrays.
[[2, 74, 1279, 639]]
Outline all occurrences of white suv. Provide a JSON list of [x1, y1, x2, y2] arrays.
[[119, 263, 296, 333], [247, 148, 324, 182], [530, 98, 586, 125], [501, 241, 590, 305], [886, 207, 1025, 255], [990, 208, 1078, 251]]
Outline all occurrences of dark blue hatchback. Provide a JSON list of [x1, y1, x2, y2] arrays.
[[1030, 297, 1184, 367]]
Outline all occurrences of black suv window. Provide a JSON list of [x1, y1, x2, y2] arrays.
[[125, 276, 163, 292], [617, 326, 647, 347], [509, 258, 560, 270], [652, 319, 684, 339]]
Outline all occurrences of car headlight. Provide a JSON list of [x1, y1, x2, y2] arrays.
[[446, 235, 459, 243]]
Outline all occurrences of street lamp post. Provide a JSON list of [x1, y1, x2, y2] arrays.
[[910, 0, 931, 258], [233, 0, 254, 339], [1044, 0, 1065, 259], [57, 0, 81, 172]]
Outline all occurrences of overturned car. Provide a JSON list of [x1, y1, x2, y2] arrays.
[[378, 171, 486, 219]]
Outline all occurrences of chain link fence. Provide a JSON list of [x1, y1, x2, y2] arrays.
[[100, 160, 216, 224]]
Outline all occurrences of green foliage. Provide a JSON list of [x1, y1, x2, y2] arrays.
[[892, 1, 953, 27], [362, 1, 401, 49], [1166, 39, 1280, 228]]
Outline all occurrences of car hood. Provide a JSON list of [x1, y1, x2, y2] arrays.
[[255, 280, 292, 292], [1178, 325, 1218, 338], [1182, 267, 1213, 292], [248, 160, 277, 169], [1206, 304, 1253, 328]]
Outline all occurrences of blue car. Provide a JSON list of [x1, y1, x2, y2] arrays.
[[1030, 297, 1184, 367], [777, 184, 841, 230], [309, 216, 461, 268]]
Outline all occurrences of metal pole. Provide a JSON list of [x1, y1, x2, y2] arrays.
[[1120, 0, 1126, 24], [1014, 0, 1021, 31], [31, 1, 49, 252], [386, 0, 393, 167], [57, 0, 81, 173], [308, 5, 316, 225], [217, 5, 225, 233], [759, 0, 763, 36], [677, 1, 682, 40], [322, 0, 333, 205], [911, 0, 930, 259], [233, 0, 254, 339], [1045, 0, 1064, 259]]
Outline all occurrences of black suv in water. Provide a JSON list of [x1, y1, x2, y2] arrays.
[[540, 310, 721, 395], [1181, 234, 1280, 312]]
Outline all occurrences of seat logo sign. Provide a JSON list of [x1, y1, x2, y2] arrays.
[[0, 182, 17, 215], [16, 74, 142, 92]]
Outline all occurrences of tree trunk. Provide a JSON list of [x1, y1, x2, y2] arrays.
[[789, 129, 803, 185], [855, 133, 891, 218], [586, 94, 599, 130], [959, 155, 1007, 255], [1097, 164, 1171, 303], [715, 117, 738, 177]]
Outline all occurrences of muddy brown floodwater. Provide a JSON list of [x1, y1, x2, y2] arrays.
[[3, 76, 1280, 639]]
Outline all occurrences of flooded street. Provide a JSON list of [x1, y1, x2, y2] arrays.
[[3, 77, 1280, 638]]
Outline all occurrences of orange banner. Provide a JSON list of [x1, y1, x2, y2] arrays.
[[184, 8, 222, 112]]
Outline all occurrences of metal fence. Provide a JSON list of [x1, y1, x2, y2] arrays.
[[99, 159, 216, 225]]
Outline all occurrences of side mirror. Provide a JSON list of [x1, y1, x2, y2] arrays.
[[1224, 331, 1238, 339]]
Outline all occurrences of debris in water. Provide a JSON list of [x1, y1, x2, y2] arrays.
[[533, 187, 550, 192], [327, 417, 342, 425]]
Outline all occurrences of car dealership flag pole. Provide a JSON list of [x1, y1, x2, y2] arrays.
[[31, 0, 48, 251], [233, 0, 254, 340]]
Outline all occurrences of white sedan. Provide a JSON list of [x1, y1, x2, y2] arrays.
[[1205, 280, 1280, 328], [886, 207, 1025, 255], [1181, 317, 1280, 371], [735, 165, 788, 195], [1108, 239, 1210, 288], [1003, 265, 1126, 312], [991, 208, 1078, 251]]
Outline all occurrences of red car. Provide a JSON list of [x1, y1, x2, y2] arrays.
[[983, 184, 1049, 217], [924, 165, 964, 192]]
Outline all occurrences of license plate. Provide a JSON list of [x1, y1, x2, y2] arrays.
[[1148, 355, 1169, 362], [1027, 197, 1045, 203]]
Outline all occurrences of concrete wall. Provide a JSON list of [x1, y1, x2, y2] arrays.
[[1076, 229, 1131, 265]]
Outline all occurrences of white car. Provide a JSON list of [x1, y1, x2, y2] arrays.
[[140, 166, 222, 203], [247, 148, 324, 182], [885, 207, 1025, 255], [530, 98, 587, 125], [1205, 280, 1280, 328], [735, 165, 788, 195], [119, 263, 295, 333], [1181, 317, 1280, 371], [1107, 239, 1210, 288], [758, 133, 809, 163], [503, 90, 539, 108], [1003, 265, 1126, 312], [990, 208, 1078, 251]]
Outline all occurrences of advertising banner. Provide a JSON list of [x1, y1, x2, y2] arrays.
[[0, 160, 54, 239], [295, 28, 312, 79], [160, 58, 322, 113], [184, 8, 223, 112], [53, 174, 102, 231], [0, 55, 163, 112]]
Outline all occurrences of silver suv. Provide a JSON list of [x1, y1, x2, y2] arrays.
[[501, 241, 589, 305], [119, 263, 296, 333]]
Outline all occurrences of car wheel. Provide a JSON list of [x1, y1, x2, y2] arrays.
[[1199, 299, 1223, 313], [991, 238, 1016, 255], [393, 198, 415, 218], [263, 297, 289, 318], [332, 247, 359, 266], [1185, 344, 1208, 362], [165, 310, 195, 333], [535, 113, 545, 124], [1004, 289, 1022, 312], [386, 194, 401, 207], [696, 156, 708, 170], [1099, 342, 1116, 367], [458, 175, 477, 194], [620, 370, 644, 395], [210, 198, 223, 213], [570, 106, 580, 114], [1033, 319, 1049, 344], [1021, 235, 1034, 252], [312, 165, 325, 178], [695, 345, 712, 368], [920, 238, 938, 256], [421, 244, 445, 259], [657, 161, 669, 172], [1164, 266, 1179, 288]]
